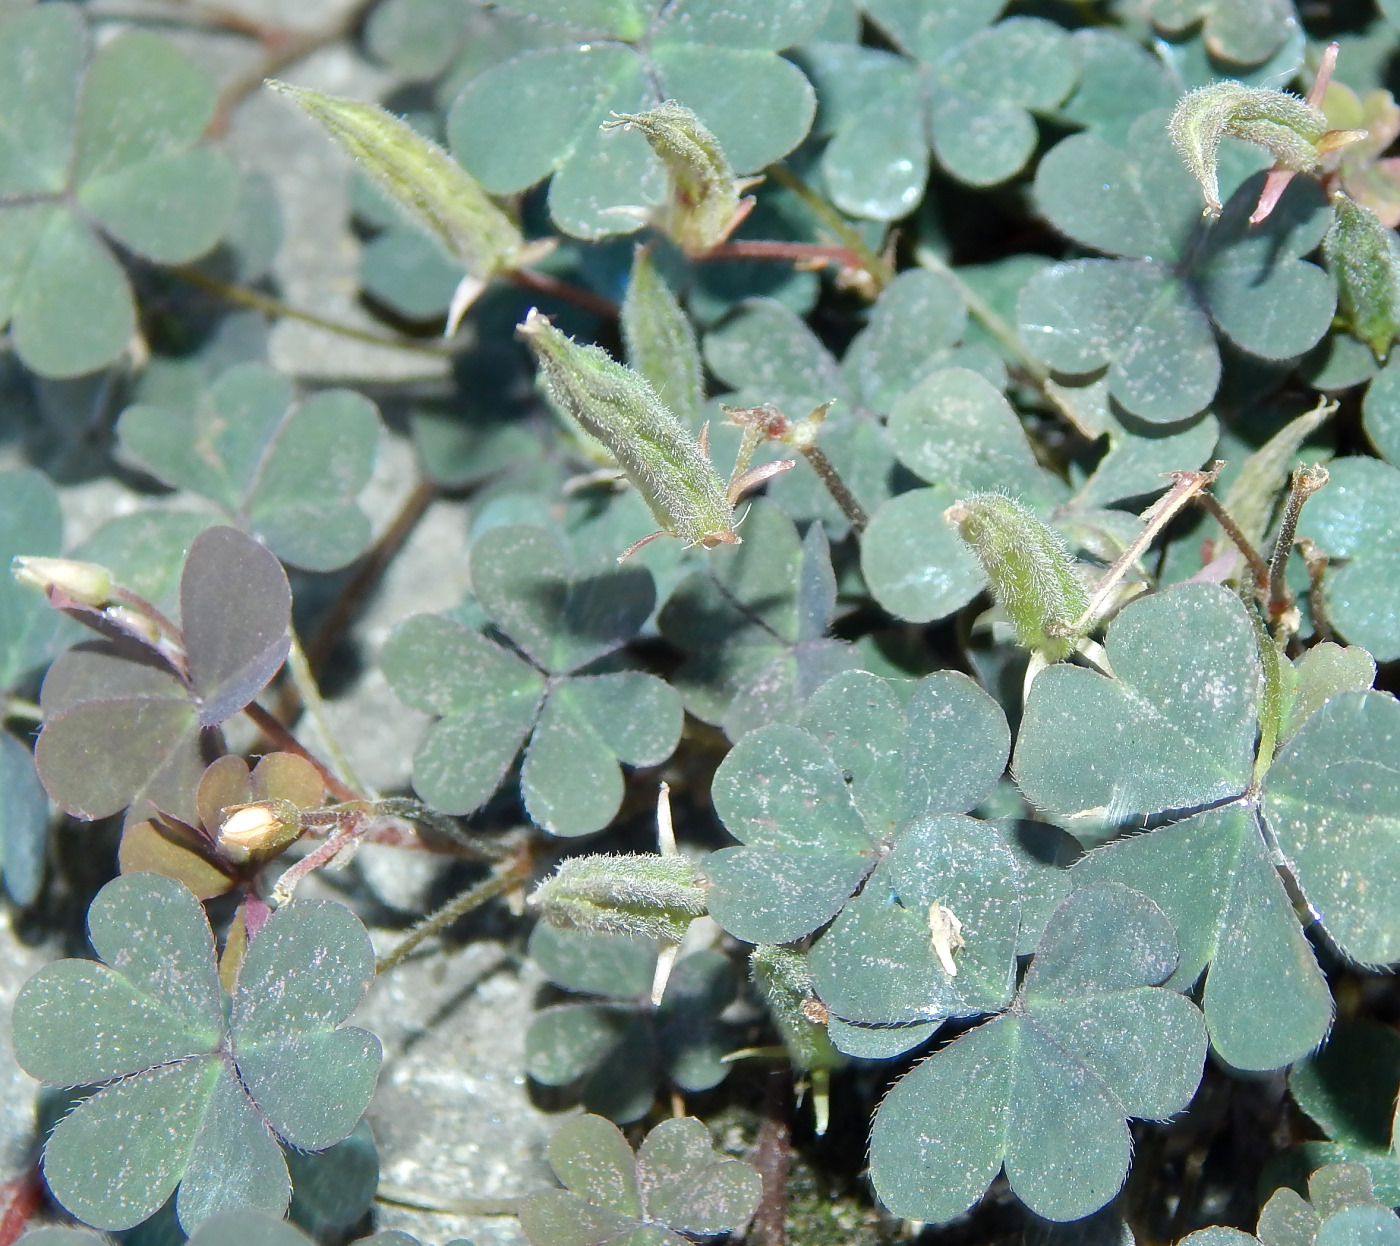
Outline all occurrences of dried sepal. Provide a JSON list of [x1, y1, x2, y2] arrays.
[[268, 81, 526, 280], [1168, 81, 1329, 214], [518, 309, 739, 553], [602, 100, 756, 255], [528, 852, 709, 942], [1323, 193, 1400, 360], [944, 493, 1089, 661]]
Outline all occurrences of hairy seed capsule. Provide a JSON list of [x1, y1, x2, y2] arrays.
[[268, 81, 524, 280], [945, 493, 1088, 660], [529, 853, 708, 943], [1169, 81, 1329, 213], [518, 309, 737, 552], [602, 99, 751, 254]]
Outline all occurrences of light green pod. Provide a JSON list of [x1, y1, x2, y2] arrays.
[[268, 81, 523, 280], [528, 853, 708, 943], [603, 100, 748, 255], [945, 493, 1088, 660], [1324, 194, 1400, 360], [1168, 81, 1326, 213], [519, 309, 738, 553]]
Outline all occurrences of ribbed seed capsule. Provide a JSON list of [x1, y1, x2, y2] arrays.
[[602, 100, 750, 254], [518, 309, 738, 554], [945, 493, 1088, 661], [528, 853, 708, 943]]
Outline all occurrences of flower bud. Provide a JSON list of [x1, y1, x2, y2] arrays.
[[11, 556, 113, 607], [268, 81, 524, 281], [1169, 82, 1327, 213], [529, 852, 708, 942], [216, 800, 301, 864], [945, 493, 1088, 660], [602, 100, 752, 254], [519, 309, 737, 551], [1324, 194, 1400, 359]]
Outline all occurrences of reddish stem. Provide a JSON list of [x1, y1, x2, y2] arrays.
[[0, 1169, 44, 1246], [509, 268, 619, 319], [702, 239, 866, 268], [242, 701, 361, 803]]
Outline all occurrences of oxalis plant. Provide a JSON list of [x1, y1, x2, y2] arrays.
[[3, 1, 1400, 1245]]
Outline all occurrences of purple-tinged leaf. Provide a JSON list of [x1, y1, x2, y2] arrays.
[[180, 527, 290, 726]]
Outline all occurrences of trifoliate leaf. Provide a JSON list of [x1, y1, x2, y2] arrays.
[[707, 669, 1008, 944], [0, 6, 236, 377], [518, 1114, 760, 1245], [118, 364, 384, 572], [12, 873, 379, 1232], [1073, 803, 1332, 1069], [34, 528, 290, 825], [869, 882, 1207, 1223]]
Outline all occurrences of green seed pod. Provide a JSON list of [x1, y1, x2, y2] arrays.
[[529, 853, 708, 943], [518, 309, 738, 553], [602, 100, 750, 255], [11, 556, 113, 607], [1169, 82, 1327, 213], [1324, 194, 1400, 360], [945, 493, 1089, 660], [621, 247, 704, 426], [749, 946, 842, 1076], [268, 81, 524, 280]]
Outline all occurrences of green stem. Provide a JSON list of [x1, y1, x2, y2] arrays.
[[765, 165, 895, 288], [242, 701, 362, 804], [374, 1186, 521, 1216], [375, 854, 531, 975], [173, 266, 456, 357], [1191, 492, 1271, 593], [800, 443, 868, 534], [3, 697, 41, 723], [1268, 465, 1329, 627], [286, 628, 372, 798], [914, 246, 1051, 387]]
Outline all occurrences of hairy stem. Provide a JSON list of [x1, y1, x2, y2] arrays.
[[915, 247, 1052, 388], [765, 164, 895, 287], [375, 853, 532, 975], [205, 0, 381, 137], [509, 268, 619, 319], [1191, 492, 1271, 593], [1295, 537, 1335, 643], [801, 443, 868, 534], [2, 697, 41, 724], [173, 265, 457, 357], [285, 627, 371, 797], [749, 1069, 794, 1246], [375, 1186, 521, 1216], [1070, 465, 1222, 636], [1268, 465, 1329, 624], [302, 477, 439, 680]]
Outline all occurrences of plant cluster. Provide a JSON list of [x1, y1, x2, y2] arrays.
[[3, 0, 1400, 1245]]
